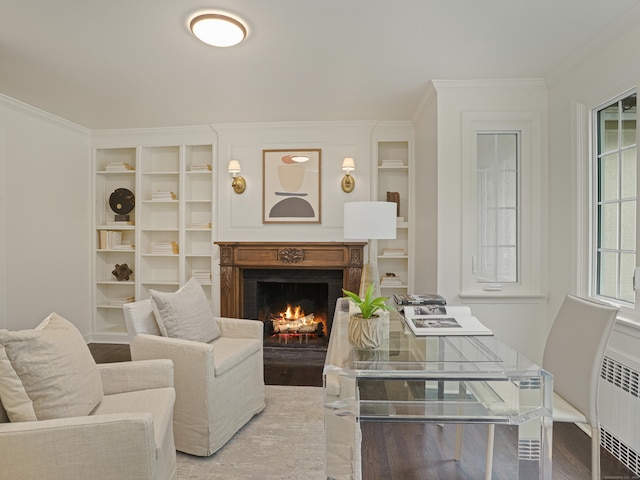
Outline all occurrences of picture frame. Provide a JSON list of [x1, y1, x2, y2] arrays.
[[262, 149, 321, 224]]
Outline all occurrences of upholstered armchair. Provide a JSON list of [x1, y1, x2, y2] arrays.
[[0, 313, 177, 480], [123, 278, 265, 456]]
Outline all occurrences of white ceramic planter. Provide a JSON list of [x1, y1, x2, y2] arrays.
[[348, 313, 385, 349]]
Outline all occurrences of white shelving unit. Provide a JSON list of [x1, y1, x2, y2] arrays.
[[373, 135, 413, 297], [93, 143, 214, 342]]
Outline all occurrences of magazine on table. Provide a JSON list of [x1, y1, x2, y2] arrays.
[[402, 305, 493, 336], [393, 294, 447, 306]]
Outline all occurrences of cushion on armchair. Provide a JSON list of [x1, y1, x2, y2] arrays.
[[149, 277, 221, 343], [0, 313, 104, 422]]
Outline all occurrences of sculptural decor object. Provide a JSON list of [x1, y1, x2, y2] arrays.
[[262, 149, 321, 224], [112, 263, 133, 281]]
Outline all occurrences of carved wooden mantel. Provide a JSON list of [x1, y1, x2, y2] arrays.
[[214, 242, 366, 318]]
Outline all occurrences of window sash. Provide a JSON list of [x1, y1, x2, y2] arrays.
[[592, 92, 637, 306]]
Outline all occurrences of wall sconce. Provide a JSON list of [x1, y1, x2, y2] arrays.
[[228, 159, 246, 194], [341, 157, 355, 193]]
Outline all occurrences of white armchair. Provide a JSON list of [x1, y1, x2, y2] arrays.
[[124, 297, 266, 456], [0, 359, 177, 480]]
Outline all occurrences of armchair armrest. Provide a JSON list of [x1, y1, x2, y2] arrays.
[[216, 316, 263, 340], [0, 413, 156, 479], [98, 359, 174, 396]]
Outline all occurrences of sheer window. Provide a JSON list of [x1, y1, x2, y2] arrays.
[[593, 92, 637, 305]]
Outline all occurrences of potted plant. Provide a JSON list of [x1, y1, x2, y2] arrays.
[[342, 284, 393, 349]]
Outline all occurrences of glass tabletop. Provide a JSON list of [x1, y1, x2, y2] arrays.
[[325, 298, 543, 380]]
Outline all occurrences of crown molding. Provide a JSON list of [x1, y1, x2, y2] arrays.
[[0, 94, 90, 136]]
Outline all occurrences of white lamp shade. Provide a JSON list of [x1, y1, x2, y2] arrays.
[[342, 157, 355, 172], [343, 201, 396, 239], [228, 159, 241, 174]]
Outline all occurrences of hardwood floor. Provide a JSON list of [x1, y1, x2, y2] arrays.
[[90, 343, 636, 480]]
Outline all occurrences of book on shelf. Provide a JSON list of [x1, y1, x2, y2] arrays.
[[191, 270, 211, 283], [105, 296, 135, 306], [380, 273, 404, 286], [99, 230, 123, 250], [151, 241, 179, 254], [152, 191, 177, 200], [189, 164, 212, 172], [188, 222, 212, 229], [382, 248, 405, 256], [402, 305, 493, 336], [381, 159, 406, 167], [393, 294, 447, 306], [104, 162, 134, 172]]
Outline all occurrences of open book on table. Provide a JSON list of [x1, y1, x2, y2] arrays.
[[402, 305, 493, 336]]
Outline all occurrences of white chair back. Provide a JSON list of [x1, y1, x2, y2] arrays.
[[123, 299, 162, 343], [542, 294, 618, 427]]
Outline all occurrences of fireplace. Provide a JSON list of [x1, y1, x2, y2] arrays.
[[214, 242, 366, 347]]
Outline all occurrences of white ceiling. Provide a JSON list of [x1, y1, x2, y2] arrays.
[[1, 0, 639, 130]]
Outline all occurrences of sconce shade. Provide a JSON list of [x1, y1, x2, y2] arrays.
[[343, 201, 396, 239], [228, 159, 241, 174], [342, 157, 355, 172]]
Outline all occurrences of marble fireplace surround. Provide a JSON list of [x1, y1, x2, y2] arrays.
[[214, 242, 366, 319]]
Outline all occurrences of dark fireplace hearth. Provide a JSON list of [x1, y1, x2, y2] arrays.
[[243, 269, 343, 347]]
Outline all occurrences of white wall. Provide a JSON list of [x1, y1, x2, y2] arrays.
[[412, 85, 439, 293], [546, 18, 640, 348], [417, 80, 549, 363], [213, 121, 377, 242], [0, 95, 92, 333]]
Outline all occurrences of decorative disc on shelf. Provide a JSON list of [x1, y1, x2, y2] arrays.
[[109, 188, 135, 221]]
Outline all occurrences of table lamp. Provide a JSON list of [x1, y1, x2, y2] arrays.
[[343, 201, 397, 297]]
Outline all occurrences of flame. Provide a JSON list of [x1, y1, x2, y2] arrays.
[[280, 304, 304, 320]]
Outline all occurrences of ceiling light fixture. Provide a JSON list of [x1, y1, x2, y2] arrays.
[[189, 13, 248, 47]]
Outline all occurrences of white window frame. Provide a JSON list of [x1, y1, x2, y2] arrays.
[[588, 89, 638, 318], [461, 112, 544, 299]]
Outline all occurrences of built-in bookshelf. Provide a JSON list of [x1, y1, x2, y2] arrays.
[[93, 143, 214, 342], [372, 130, 413, 297]]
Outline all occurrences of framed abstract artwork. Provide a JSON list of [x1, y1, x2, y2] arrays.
[[262, 149, 321, 223]]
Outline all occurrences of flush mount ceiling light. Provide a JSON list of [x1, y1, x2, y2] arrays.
[[189, 13, 248, 47]]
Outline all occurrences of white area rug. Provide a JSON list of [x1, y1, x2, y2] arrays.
[[176, 385, 325, 479]]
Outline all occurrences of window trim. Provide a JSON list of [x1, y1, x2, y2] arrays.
[[461, 111, 544, 298], [589, 89, 638, 314]]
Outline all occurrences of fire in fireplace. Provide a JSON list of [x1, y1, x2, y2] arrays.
[[243, 268, 343, 348]]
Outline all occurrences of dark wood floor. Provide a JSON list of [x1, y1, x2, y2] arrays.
[[90, 343, 637, 480]]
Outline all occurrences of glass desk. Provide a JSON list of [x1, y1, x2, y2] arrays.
[[324, 298, 553, 480]]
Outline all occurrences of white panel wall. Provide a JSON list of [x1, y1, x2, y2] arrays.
[[417, 80, 549, 363], [546, 16, 640, 343], [0, 96, 91, 334]]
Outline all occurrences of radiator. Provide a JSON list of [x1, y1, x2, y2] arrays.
[[599, 349, 640, 476]]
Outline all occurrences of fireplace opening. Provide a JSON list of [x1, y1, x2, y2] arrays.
[[243, 269, 343, 348]]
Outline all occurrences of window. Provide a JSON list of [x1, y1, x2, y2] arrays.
[[461, 112, 543, 298], [476, 132, 519, 284], [592, 92, 637, 305]]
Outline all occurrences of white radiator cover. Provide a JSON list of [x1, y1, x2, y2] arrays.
[[599, 347, 640, 476]]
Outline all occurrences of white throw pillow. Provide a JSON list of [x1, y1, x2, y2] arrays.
[[150, 277, 221, 343], [0, 313, 104, 422]]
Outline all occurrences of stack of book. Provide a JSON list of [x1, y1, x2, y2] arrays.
[[188, 222, 212, 229], [191, 270, 211, 284], [152, 191, 177, 201], [393, 293, 447, 307], [189, 164, 212, 172], [382, 248, 405, 256], [105, 162, 134, 172], [381, 159, 406, 168], [105, 296, 135, 306], [151, 241, 178, 254], [380, 274, 404, 287]]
